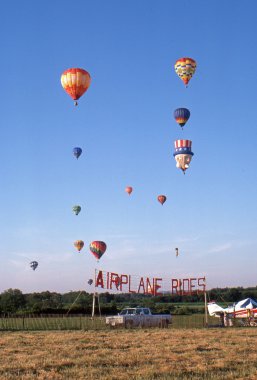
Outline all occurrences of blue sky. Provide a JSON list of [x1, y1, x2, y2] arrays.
[[0, 0, 257, 293]]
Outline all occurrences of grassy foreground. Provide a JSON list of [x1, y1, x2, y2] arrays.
[[0, 328, 256, 379]]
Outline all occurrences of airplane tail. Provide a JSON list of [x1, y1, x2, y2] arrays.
[[207, 301, 225, 317]]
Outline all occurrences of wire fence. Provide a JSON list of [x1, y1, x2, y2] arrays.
[[0, 314, 224, 331]]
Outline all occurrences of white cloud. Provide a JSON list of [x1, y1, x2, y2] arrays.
[[207, 243, 232, 254]]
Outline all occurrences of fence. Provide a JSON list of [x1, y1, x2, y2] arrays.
[[0, 314, 221, 331]]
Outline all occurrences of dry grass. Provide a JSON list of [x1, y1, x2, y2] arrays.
[[0, 328, 256, 379]]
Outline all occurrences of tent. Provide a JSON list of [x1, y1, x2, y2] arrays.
[[224, 298, 257, 318]]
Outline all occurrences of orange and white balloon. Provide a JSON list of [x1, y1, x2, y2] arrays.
[[61, 68, 91, 105]]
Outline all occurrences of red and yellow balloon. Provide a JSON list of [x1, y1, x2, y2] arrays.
[[89, 241, 107, 261], [74, 240, 84, 252], [61, 68, 91, 105], [174, 58, 196, 86]]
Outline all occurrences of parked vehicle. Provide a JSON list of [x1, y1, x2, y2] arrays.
[[106, 307, 172, 328]]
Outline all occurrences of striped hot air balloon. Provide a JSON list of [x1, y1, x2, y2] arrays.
[[174, 108, 190, 129], [61, 68, 91, 105], [174, 58, 196, 86]]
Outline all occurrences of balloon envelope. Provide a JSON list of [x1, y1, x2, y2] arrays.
[[89, 241, 107, 260], [30, 261, 38, 271], [158, 195, 167, 205], [73, 147, 82, 159], [125, 186, 133, 195], [174, 58, 196, 86], [174, 108, 190, 128], [72, 205, 81, 215], [61, 68, 91, 102], [74, 240, 84, 252]]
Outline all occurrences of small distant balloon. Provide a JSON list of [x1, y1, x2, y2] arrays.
[[125, 186, 133, 195], [74, 240, 84, 252], [72, 205, 81, 215], [88, 279, 93, 286], [73, 147, 82, 159], [89, 241, 107, 260], [158, 195, 167, 205], [30, 261, 38, 271], [175, 248, 179, 257]]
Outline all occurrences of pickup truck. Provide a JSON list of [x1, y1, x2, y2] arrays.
[[106, 307, 172, 328]]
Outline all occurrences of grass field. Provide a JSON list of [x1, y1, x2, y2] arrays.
[[0, 328, 256, 379]]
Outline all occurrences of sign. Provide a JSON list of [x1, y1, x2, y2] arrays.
[[95, 269, 206, 295]]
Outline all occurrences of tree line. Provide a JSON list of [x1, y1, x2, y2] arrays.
[[0, 286, 256, 316]]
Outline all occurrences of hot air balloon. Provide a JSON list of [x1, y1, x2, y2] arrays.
[[72, 205, 81, 215], [30, 261, 38, 271], [175, 248, 179, 257], [158, 195, 167, 205], [89, 241, 107, 260], [88, 279, 93, 286], [61, 68, 91, 105], [174, 58, 196, 86], [125, 186, 133, 195], [73, 147, 82, 159], [173, 139, 194, 174], [74, 240, 84, 252], [174, 108, 190, 129]]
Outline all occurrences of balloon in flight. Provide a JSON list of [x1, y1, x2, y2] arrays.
[[30, 261, 38, 271], [174, 58, 196, 86], [174, 108, 190, 129], [158, 195, 167, 205], [73, 147, 82, 159], [89, 241, 107, 260], [61, 68, 91, 105], [125, 186, 133, 195], [74, 240, 84, 252], [175, 248, 179, 257], [173, 139, 194, 174], [88, 279, 93, 286], [72, 205, 81, 215]]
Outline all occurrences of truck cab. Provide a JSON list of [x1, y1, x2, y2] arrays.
[[119, 307, 151, 316]]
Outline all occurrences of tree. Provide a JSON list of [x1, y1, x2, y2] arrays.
[[0, 289, 25, 313]]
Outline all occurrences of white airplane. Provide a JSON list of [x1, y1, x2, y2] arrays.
[[207, 298, 257, 326]]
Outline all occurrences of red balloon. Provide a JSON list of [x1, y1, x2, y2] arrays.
[[89, 241, 107, 260], [125, 186, 133, 195], [158, 195, 167, 205]]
